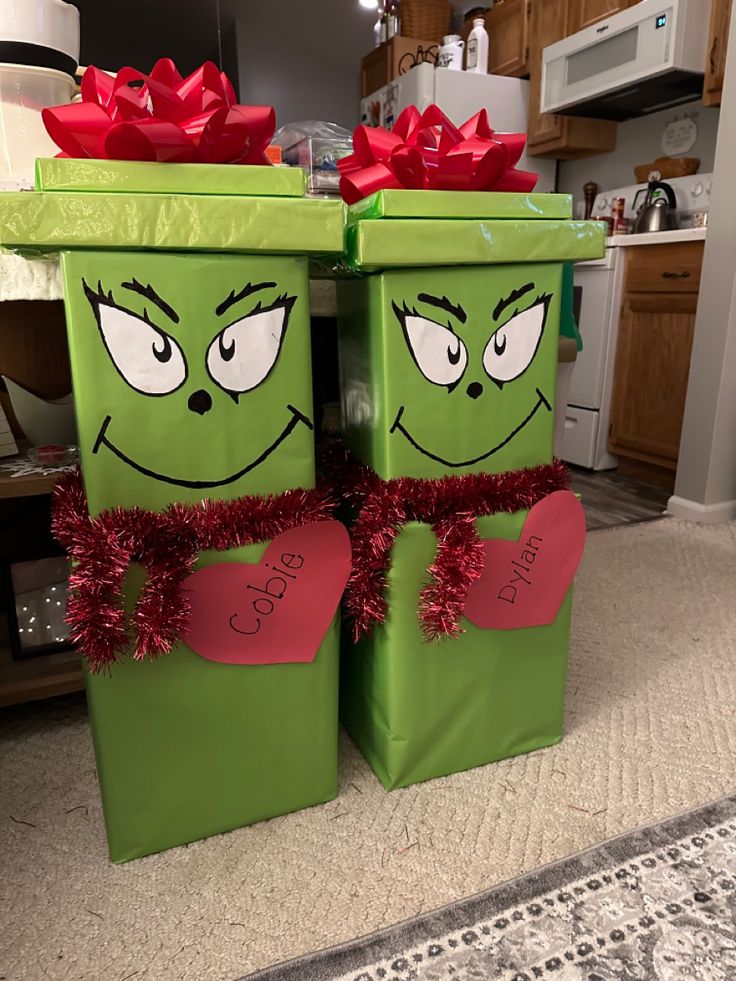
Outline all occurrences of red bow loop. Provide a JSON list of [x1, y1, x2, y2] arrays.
[[43, 59, 275, 165], [339, 102, 539, 203]]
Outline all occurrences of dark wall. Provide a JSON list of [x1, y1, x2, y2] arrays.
[[67, 0, 239, 84]]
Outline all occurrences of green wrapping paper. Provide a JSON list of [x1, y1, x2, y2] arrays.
[[0, 191, 344, 255], [337, 189, 603, 788], [54, 234, 340, 861], [341, 513, 572, 789], [62, 250, 316, 509], [36, 158, 307, 196], [346, 219, 604, 270], [348, 188, 573, 222], [338, 263, 562, 481]]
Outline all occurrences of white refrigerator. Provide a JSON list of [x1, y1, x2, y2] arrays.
[[360, 65, 556, 191]]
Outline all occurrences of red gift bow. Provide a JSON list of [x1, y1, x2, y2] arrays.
[[338, 104, 538, 204], [43, 58, 275, 165]]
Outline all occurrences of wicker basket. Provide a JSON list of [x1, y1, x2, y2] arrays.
[[399, 0, 453, 43], [634, 157, 700, 183]]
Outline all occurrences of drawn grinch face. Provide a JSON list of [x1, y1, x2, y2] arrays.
[[61, 251, 315, 511], [366, 263, 561, 479]]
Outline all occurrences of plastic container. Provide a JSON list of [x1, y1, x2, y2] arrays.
[[0, 64, 75, 186], [273, 122, 354, 196]]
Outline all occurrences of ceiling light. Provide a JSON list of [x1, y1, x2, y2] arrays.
[[359, 0, 379, 9]]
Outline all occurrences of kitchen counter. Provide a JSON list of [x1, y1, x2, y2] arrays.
[[606, 227, 707, 248]]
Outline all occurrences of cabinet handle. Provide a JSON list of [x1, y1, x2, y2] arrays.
[[661, 270, 691, 279]]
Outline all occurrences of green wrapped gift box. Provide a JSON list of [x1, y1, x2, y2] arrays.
[[0, 161, 345, 862], [337, 189, 602, 788], [347, 188, 574, 222], [0, 190, 343, 256], [35, 158, 307, 197]]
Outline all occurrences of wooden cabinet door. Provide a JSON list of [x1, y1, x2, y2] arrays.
[[609, 292, 698, 466], [527, 0, 567, 150], [487, 0, 530, 77], [567, 0, 638, 34], [703, 0, 732, 107]]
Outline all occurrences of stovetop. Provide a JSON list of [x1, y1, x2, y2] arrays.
[[588, 173, 713, 228]]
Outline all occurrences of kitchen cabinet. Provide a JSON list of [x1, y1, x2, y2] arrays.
[[608, 242, 704, 473], [703, 0, 732, 107], [526, 0, 618, 159], [460, 0, 530, 77], [567, 0, 639, 34], [487, 0, 530, 77]]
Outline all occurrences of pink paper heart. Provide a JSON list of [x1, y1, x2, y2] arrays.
[[463, 491, 586, 630], [182, 520, 351, 665]]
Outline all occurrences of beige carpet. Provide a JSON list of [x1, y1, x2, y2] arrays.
[[2, 517, 736, 981]]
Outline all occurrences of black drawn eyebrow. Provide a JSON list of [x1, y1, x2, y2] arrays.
[[216, 281, 277, 317], [493, 282, 535, 321], [121, 279, 179, 324], [417, 293, 467, 324]]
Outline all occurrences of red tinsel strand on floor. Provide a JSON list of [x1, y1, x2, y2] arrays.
[[51, 468, 335, 671], [322, 446, 571, 641]]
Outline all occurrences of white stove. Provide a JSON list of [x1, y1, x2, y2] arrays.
[[560, 173, 711, 470], [590, 174, 712, 229]]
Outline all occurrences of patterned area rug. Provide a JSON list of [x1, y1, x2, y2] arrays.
[[244, 795, 736, 981]]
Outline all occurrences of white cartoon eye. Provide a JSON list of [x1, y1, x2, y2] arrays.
[[94, 301, 187, 396], [206, 298, 294, 394], [483, 299, 548, 384], [396, 305, 468, 388]]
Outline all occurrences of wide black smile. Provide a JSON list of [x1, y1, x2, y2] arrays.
[[93, 404, 313, 489], [390, 388, 551, 468]]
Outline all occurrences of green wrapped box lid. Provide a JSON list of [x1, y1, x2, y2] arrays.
[[346, 217, 605, 270], [348, 188, 574, 222], [35, 158, 307, 197], [0, 190, 344, 255], [344, 189, 604, 270]]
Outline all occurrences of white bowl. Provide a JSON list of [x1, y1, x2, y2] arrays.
[[0, 63, 75, 185], [0, 0, 79, 73]]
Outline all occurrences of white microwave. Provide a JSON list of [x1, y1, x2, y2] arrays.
[[541, 0, 711, 121]]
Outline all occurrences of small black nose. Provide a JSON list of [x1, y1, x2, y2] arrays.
[[466, 382, 483, 400], [187, 389, 213, 415]]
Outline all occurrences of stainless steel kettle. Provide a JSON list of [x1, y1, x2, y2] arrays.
[[634, 180, 679, 234]]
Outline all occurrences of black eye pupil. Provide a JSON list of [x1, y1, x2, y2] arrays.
[[494, 332, 507, 356], [219, 332, 236, 362], [152, 334, 172, 363], [447, 344, 461, 365]]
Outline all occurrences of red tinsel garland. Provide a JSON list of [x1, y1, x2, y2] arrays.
[[51, 469, 335, 672], [53, 454, 571, 669], [324, 448, 571, 642]]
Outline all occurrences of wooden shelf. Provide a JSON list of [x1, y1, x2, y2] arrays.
[[0, 458, 68, 499], [0, 614, 83, 707]]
